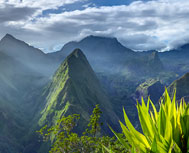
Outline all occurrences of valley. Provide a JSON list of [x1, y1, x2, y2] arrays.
[[0, 34, 189, 152]]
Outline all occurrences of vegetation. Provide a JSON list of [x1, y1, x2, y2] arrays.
[[110, 88, 189, 153], [38, 88, 189, 153], [168, 72, 189, 100], [38, 49, 119, 135], [38, 105, 128, 153]]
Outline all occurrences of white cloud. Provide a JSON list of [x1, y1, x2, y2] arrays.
[[1, 0, 189, 52], [1, 0, 81, 9]]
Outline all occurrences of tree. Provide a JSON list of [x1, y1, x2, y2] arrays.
[[85, 104, 103, 137], [38, 105, 128, 153]]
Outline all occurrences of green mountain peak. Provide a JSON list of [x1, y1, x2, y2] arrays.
[[38, 49, 118, 134]]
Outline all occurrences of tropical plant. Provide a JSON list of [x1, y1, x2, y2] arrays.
[[110, 88, 189, 153]]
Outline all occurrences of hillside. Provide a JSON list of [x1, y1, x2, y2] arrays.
[[0, 34, 57, 76], [123, 51, 165, 78], [0, 37, 55, 153], [159, 44, 189, 75], [0, 34, 188, 152], [38, 49, 119, 135], [168, 73, 189, 101], [134, 79, 164, 103]]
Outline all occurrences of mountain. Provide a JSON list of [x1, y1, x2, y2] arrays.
[[0, 35, 57, 153], [0, 48, 47, 153], [134, 79, 164, 103], [49, 35, 165, 79], [122, 51, 165, 78], [49, 35, 134, 60], [0, 34, 57, 76], [48, 35, 136, 73], [0, 34, 185, 153], [159, 44, 189, 75], [38, 49, 119, 136], [168, 73, 189, 101], [0, 49, 49, 103], [0, 99, 28, 153]]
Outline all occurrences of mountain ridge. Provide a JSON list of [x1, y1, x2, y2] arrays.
[[0, 34, 57, 76], [38, 49, 119, 136]]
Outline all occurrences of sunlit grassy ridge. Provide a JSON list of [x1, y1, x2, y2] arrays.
[[110, 88, 189, 153]]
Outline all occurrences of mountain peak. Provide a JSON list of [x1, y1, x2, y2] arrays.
[[148, 51, 161, 62], [68, 48, 85, 59], [1, 33, 16, 41], [65, 48, 88, 68], [39, 49, 119, 134], [64, 49, 93, 78], [81, 35, 119, 44], [0, 33, 25, 47]]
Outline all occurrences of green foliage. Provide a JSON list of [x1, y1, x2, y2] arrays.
[[38, 105, 128, 153], [110, 88, 189, 153], [85, 104, 103, 137]]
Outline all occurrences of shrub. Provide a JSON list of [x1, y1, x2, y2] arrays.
[[110, 88, 189, 153], [38, 105, 128, 153]]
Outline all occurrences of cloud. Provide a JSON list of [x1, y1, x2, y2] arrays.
[[1, 0, 82, 10], [0, 0, 189, 52], [0, 4, 37, 22]]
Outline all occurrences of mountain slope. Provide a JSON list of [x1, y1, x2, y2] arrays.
[[39, 49, 119, 134], [0, 51, 47, 103], [159, 44, 189, 75], [0, 37, 53, 153], [168, 73, 189, 101], [122, 51, 164, 78], [134, 79, 164, 103], [0, 99, 27, 153], [0, 34, 56, 76]]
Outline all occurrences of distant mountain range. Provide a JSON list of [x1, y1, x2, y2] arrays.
[[159, 44, 189, 75], [48, 35, 168, 83], [49, 35, 189, 77], [0, 34, 189, 153]]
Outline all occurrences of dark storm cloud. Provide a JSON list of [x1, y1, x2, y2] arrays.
[[0, 4, 37, 22]]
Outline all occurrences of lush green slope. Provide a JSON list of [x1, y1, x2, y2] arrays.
[[168, 72, 189, 101], [39, 49, 119, 135]]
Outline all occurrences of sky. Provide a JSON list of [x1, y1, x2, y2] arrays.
[[0, 0, 189, 52]]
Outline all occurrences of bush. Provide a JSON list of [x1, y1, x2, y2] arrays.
[[38, 105, 128, 153]]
